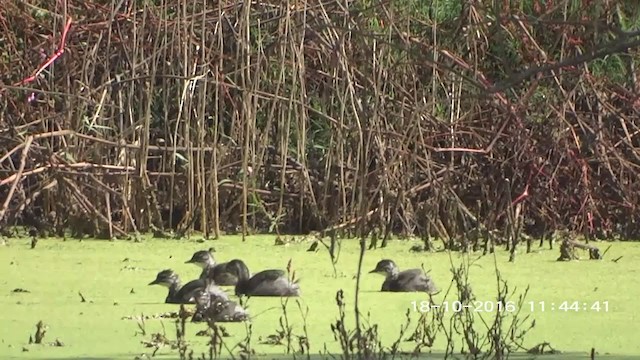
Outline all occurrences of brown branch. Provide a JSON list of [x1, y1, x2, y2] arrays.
[[0, 162, 136, 186], [488, 37, 640, 93], [0, 136, 33, 222], [0, 18, 73, 95], [61, 177, 127, 236]]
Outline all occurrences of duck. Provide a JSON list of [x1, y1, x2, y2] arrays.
[[235, 269, 300, 297], [185, 250, 251, 286], [148, 269, 229, 304], [191, 279, 249, 323], [369, 259, 438, 294]]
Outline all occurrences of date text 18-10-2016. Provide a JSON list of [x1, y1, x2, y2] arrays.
[[410, 300, 518, 313]]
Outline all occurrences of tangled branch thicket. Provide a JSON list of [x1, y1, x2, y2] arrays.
[[1, 0, 640, 243]]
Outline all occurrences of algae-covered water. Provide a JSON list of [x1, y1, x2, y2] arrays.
[[1, 236, 638, 359]]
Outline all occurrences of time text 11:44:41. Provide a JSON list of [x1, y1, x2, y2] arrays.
[[528, 301, 609, 312]]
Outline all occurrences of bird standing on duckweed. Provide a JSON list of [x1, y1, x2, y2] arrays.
[[369, 259, 438, 294], [235, 269, 300, 297], [186, 250, 251, 286], [148, 269, 229, 304]]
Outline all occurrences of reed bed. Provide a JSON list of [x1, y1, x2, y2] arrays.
[[1, 0, 639, 246]]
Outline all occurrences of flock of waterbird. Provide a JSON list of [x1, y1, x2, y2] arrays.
[[149, 249, 438, 324]]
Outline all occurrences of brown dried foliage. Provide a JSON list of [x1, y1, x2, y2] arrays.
[[1, 1, 640, 242]]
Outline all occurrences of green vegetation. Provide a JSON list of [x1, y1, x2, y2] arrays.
[[2, 0, 640, 358], [1, 237, 638, 359]]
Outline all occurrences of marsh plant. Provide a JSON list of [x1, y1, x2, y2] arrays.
[[443, 257, 535, 359], [29, 320, 47, 345], [329, 289, 384, 360], [138, 249, 538, 360], [138, 296, 310, 360], [256, 298, 311, 358], [326, 255, 536, 359], [140, 261, 309, 360]]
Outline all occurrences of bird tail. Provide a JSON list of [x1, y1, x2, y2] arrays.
[[290, 279, 301, 296]]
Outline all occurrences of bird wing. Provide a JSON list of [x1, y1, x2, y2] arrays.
[[176, 279, 206, 303], [397, 269, 437, 292], [213, 261, 230, 271], [396, 269, 423, 282], [212, 260, 250, 279], [249, 269, 286, 284], [226, 259, 251, 279], [209, 262, 229, 281], [250, 276, 300, 296]]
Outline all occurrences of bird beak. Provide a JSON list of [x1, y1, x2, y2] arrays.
[[368, 269, 377, 274], [185, 259, 194, 264], [148, 280, 159, 285]]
